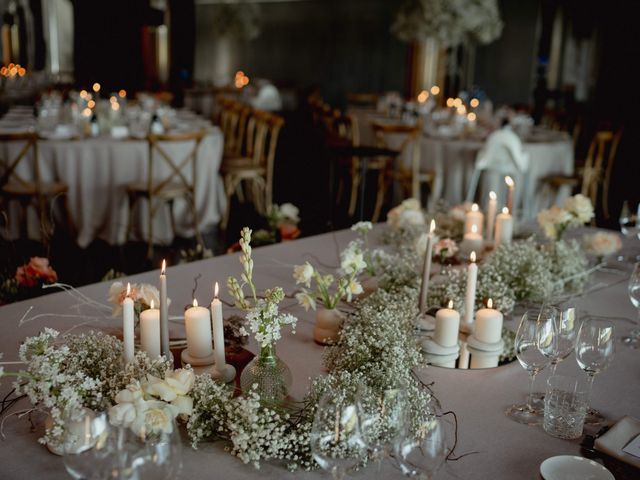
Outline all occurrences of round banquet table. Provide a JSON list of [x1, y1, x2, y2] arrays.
[[1, 126, 225, 248], [349, 108, 574, 220], [0, 226, 638, 479]]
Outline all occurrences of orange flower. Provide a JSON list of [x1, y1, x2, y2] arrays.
[[15, 257, 58, 288]]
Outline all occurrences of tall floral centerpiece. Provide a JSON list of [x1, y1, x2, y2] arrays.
[[227, 228, 297, 404], [293, 237, 368, 345]]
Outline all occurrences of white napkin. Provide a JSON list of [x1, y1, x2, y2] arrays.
[[595, 416, 640, 469]]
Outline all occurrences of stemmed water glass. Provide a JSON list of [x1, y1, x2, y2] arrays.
[[506, 306, 557, 425], [623, 263, 640, 347], [575, 317, 615, 425], [618, 201, 640, 262], [311, 391, 367, 480], [394, 415, 447, 479], [540, 304, 578, 375], [356, 386, 407, 478]]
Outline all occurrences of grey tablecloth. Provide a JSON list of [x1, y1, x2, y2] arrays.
[[0, 227, 638, 479]]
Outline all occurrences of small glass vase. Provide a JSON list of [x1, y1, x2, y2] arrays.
[[240, 343, 292, 405]]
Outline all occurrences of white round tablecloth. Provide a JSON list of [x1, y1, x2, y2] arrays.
[[1, 129, 225, 247]]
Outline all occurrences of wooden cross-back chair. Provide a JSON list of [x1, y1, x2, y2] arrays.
[[218, 99, 252, 158], [126, 130, 206, 258], [366, 119, 433, 221], [220, 110, 284, 230], [541, 129, 622, 221], [0, 132, 71, 244]]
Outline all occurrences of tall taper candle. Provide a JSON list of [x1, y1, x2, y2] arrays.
[[140, 300, 161, 359], [505, 176, 514, 214], [486, 191, 497, 241], [463, 252, 478, 326], [211, 282, 227, 369], [122, 282, 135, 363], [159, 259, 170, 358], [418, 219, 436, 313]]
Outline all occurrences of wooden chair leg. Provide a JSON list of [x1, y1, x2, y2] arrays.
[[126, 193, 136, 243], [348, 168, 360, 217], [372, 169, 388, 223], [167, 199, 177, 240], [187, 193, 205, 251]]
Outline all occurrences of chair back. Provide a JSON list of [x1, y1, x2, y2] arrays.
[[371, 120, 421, 170], [581, 130, 623, 219], [246, 110, 284, 208], [0, 132, 41, 191], [466, 127, 530, 207], [346, 92, 379, 109], [147, 130, 205, 199], [334, 113, 360, 147], [218, 99, 252, 157]]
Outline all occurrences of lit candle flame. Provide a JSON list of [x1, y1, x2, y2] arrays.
[[126, 282, 131, 295], [471, 224, 478, 234], [489, 191, 497, 200], [505, 176, 514, 188], [429, 219, 436, 234], [446, 98, 454, 108], [150, 299, 155, 309], [447, 299, 453, 309], [487, 298, 493, 309], [502, 207, 509, 214], [471, 203, 479, 212], [214, 282, 219, 298], [470, 251, 476, 263], [161, 259, 166, 275], [453, 98, 462, 108], [193, 298, 198, 307]]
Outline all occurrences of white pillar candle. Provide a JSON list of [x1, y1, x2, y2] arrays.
[[486, 191, 497, 241], [494, 207, 513, 247], [185, 299, 214, 359], [505, 176, 514, 214], [463, 252, 478, 326], [473, 298, 504, 344], [464, 203, 484, 236], [210, 282, 227, 369], [434, 300, 460, 348], [122, 283, 135, 364], [140, 300, 161, 359], [418, 219, 436, 314], [462, 224, 483, 254], [159, 260, 170, 358]]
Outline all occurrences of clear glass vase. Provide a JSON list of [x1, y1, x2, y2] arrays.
[[240, 344, 292, 405]]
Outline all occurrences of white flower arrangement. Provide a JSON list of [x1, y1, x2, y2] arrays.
[[583, 231, 622, 257], [110, 368, 195, 437], [293, 239, 369, 310], [228, 228, 298, 347], [433, 237, 459, 259], [391, 0, 503, 47], [267, 202, 300, 227], [386, 198, 425, 230], [537, 194, 595, 240]]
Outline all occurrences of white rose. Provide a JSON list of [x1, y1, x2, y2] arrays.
[[537, 206, 572, 239], [143, 375, 178, 402], [164, 369, 195, 396], [400, 198, 421, 211], [279, 203, 300, 223], [109, 402, 138, 427], [295, 291, 316, 311], [131, 400, 174, 437], [564, 194, 594, 224], [399, 209, 425, 228], [293, 262, 314, 287], [170, 395, 193, 417]]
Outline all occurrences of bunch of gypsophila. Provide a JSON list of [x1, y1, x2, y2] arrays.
[[542, 238, 590, 296], [228, 227, 297, 348], [14, 329, 170, 446]]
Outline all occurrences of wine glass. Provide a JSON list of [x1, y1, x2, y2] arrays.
[[576, 317, 615, 424], [356, 385, 407, 477], [394, 415, 447, 479], [618, 201, 640, 261], [622, 263, 640, 347], [505, 306, 557, 425], [311, 391, 367, 479], [541, 304, 578, 375], [62, 407, 182, 480]]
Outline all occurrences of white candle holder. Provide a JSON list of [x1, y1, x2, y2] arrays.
[[466, 335, 504, 353], [210, 363, 236, 383], [420, 338, 460, 356], [181, 349, 216, 375]]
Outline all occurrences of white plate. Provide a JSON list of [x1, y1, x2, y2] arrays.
[[540, 455, 614, 480]]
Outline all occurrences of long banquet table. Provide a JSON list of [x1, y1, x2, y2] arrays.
[[0, 111, 225, 248], [0, 227, 638, 479]]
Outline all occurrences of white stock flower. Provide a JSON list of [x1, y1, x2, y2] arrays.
[[130, 400, 175, 437], [564, 194, 594, 224], [295, 291, 316, 311], [170, 395, 194, 417], [143, 375, 178, 402], [346, 279, 363, 301], [137, 283, 161, 309], [110, 401, 138, 427], [115, 381, 144, 404], [537, 206, 571, 239], [340, 249, 367, 275], [583, 232, 622, 256], [293, 263, 314, 287]]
